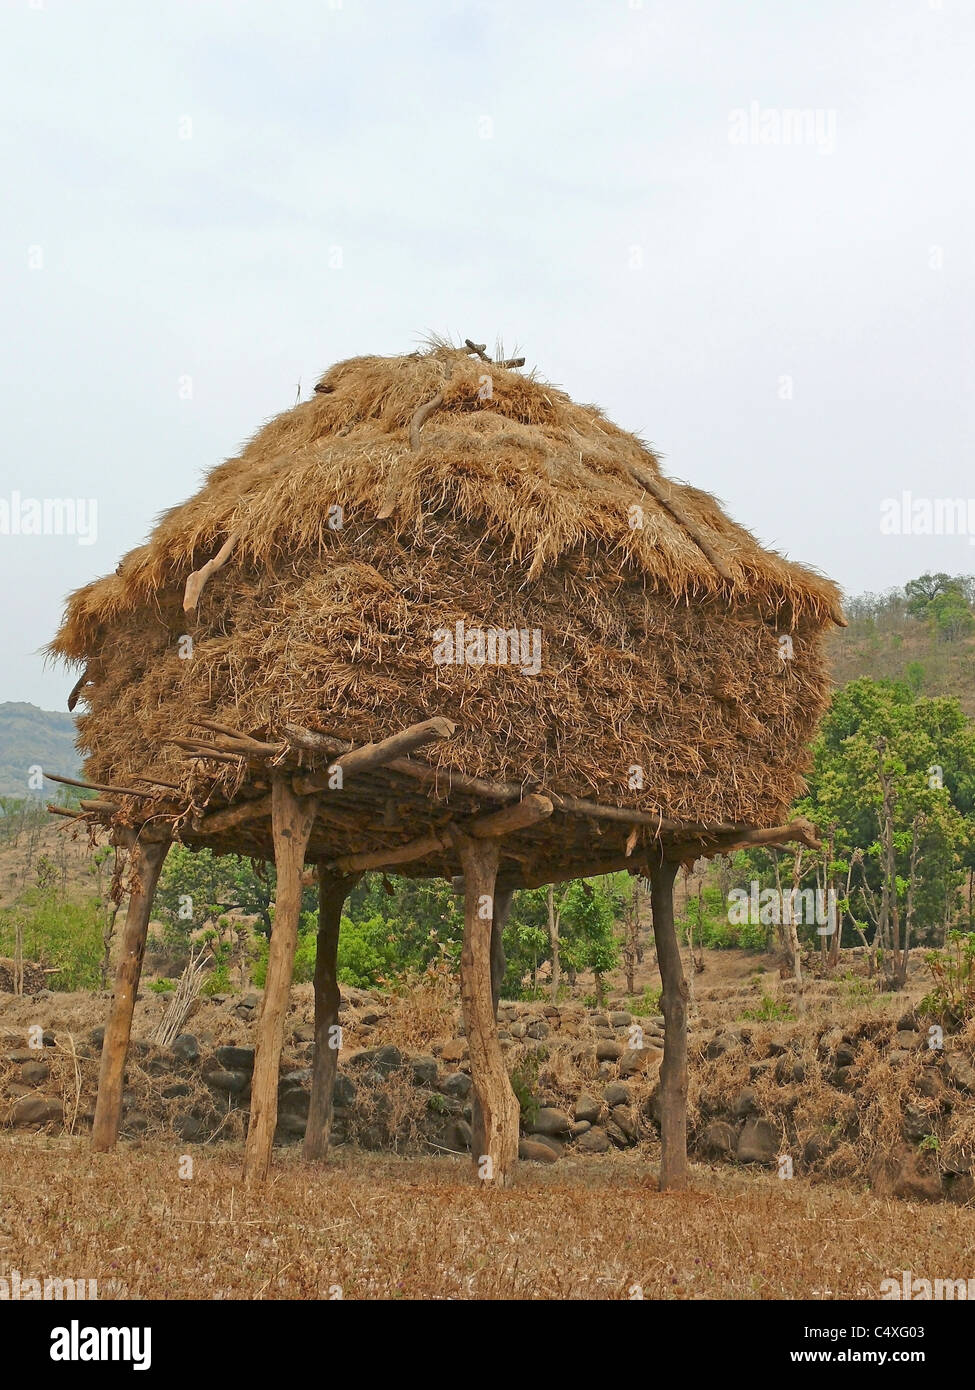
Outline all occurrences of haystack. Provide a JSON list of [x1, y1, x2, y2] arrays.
[[48, 338, 844, 1187]]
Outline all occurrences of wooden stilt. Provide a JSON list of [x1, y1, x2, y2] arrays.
[[649, 857, 688, 1189], [242, 776, 317, 1184], [303, 866, 360, 1161], [92, 833, 171, 1152], [472, 886, 513, 1160], [454, 833, 519, 1186]]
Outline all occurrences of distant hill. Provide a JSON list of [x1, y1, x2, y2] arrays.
[[826, 589, 975, 716], [0, 703, 80, 798]]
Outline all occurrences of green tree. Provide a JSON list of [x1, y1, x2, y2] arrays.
[[802, 679, 975, 948]]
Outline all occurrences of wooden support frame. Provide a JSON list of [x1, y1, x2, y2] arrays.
[[648, 857, 687, 1190], [303, 866, 361, 1161], [285, 721, 736, 834], [454, 833, 520, 1186], [92, 832, 171, 1152], [242, 776, 318, 1184], [325, 794, 553, 875]]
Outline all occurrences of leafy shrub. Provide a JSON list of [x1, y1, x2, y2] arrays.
[[630, 985, 661, 1015], [0, 888, 106, 990], [920, 930, 975, 1028], [509, 1055, 540, 1128], [740, 993, 794, 1022]]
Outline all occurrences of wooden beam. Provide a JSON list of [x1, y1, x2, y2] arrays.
[[92, 833, 171, 1152], [455, 832, 519, 1186], [467, 794, 553, 838], [194, 794, 274, 836], [649, 857, 687, 1190], [242, 778, 318, 1184], [303, 867, 361, 1162], [494, 849, 649, 892], [666, 817, 821, 861], [325, 794, 553, 874], [191, 722, 286, 758], [44, 772, 161, 801], [546, 793, 739, 835], [168, 738, 247, 764], [289, 717, 456, 794], [79, 799, 119, 818]]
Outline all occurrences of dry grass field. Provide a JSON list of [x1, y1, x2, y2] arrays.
[[2, 1135, 973, 1300]]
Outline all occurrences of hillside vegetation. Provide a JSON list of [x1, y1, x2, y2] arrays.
[[0, 702, 80, 797], [828, 573, 975, 715]]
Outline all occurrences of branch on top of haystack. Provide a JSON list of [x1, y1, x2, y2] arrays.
[[67, 667, 90, 712], [463, 339, 525, 369], [183, 532, 239, 613], [325, 793, 553, 875], [627, 462, 735, 584], [408, 389, 446, 453]]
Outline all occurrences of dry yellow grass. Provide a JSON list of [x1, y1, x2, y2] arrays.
[[2, 1136, 973, 1300]]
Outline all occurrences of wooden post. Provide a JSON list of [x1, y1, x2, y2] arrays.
[[454, 833, 519, 1186], [649, 858, 688, 1190], [472, 885, 513, 1159], [92, 832, 170, 1152], [242, 776, 317, 1184], [303, 866, 360, 1161]]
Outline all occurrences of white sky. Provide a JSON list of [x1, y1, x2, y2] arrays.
[[2, 0, 973, 707]]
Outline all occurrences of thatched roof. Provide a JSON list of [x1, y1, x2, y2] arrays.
[[49, 341, 842, 881]]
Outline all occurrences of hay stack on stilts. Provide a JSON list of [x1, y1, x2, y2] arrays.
[[48, 337, 844, 1188]]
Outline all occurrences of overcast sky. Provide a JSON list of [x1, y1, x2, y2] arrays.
[[2, 0, 973, 709]]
